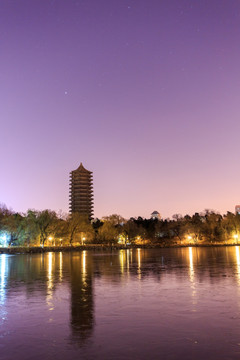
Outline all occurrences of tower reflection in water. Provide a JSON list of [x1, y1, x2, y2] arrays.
[[70, 251, 94, 345]]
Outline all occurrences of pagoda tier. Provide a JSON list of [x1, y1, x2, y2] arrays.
[[69, 163, 94, 218]]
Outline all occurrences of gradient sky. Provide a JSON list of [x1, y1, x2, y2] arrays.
[[1, 0, 240, 219]]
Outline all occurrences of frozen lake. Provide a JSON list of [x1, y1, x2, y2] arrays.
[[1, 247, 240, 359]]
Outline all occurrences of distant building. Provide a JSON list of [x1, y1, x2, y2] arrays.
[[235, 205, 240, 214], [69, 163, 94, 218], [151, 211, 161, 220]]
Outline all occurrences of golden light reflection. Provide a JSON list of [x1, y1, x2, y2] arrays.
[[188, 247, 197, 306], [235, 246, 240, 284], [82, 251, 86, 273], [126, 249, 130, 274], [119, 250, 125, 274], [46, 252, 54, 310], [137, 248, 141, 279], [48, 252, 53, 287], [189, 247, 194, 282], [82, 251, 87, 285], [59, 252, 63, 281]]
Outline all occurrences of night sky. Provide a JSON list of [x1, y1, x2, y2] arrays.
[[1, 0, 240, 219]]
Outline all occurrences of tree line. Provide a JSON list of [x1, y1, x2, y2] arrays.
[[0, 204, 240, 247]]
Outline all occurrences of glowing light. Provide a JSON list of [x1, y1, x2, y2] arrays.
[[48, 252, 53, 288], [188, 236, 192, 240], [234, 234, 238, 239], [188, 247, 197, 307], [82, 251, 87, 285], [0, 233, 8, 247], [189, 247, 194, 282], [235, 247, 240, 285], [137, 248, 141, 279], [135, 236, 142, 244], [119, 250, 125, 274], [59, 252, 63, 281], [46, 252, 54, 310], [127, 249, 130, 273], [82, 251, 86, 272]]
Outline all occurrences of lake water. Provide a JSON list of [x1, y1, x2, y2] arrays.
[[1, 247, 240, 359]]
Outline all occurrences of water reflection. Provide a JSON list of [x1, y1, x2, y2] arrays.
[[46, 252, 54, 310], [188, 247, 194, 282], [59, 252, 63, 281], [3, 247, 240, 358], [188, 247, 197, 307], [137, 248, 141, 279], [126, 249, 130, 274], [119, 250, 124, 274], [82, 251, 86, 272], [0, 254, 7, 304], [118, 249, 130, 277], [0, 254, 8, 328], [70, 252, 94, 345], [235, 246, 240, 285], [48, 252, 53, 289], [4, 247, 240, 289]]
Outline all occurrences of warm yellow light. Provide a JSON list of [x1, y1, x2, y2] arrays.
[[82, 237, 86, 241], [187, 236, 192, 240], [234, 234, 238, 239], [48, 236, 53, 241]]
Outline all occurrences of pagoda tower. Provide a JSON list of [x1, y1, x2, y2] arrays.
[[69, 163, 94, 218]]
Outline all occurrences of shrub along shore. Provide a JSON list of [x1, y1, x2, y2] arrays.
[[0, 243, 239, 255], [1, 205, 240, 248]]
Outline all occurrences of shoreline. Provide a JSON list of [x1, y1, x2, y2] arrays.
[[0, 243, 239, 254]]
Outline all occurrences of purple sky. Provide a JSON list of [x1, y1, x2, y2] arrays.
[[1, 0, 240, 219]]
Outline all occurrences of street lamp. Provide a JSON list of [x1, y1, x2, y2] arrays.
[[234, 234, 238, 243], [48, 236, 53, 246], [186, 235, 193, 245]]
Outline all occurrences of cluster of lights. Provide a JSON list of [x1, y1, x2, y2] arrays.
[[0, 233, 8, 247], [234, 234, 239, 244], [118, 234, 127, 244], [47, 235, 87, 246], [48, 236, 54, 246]]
